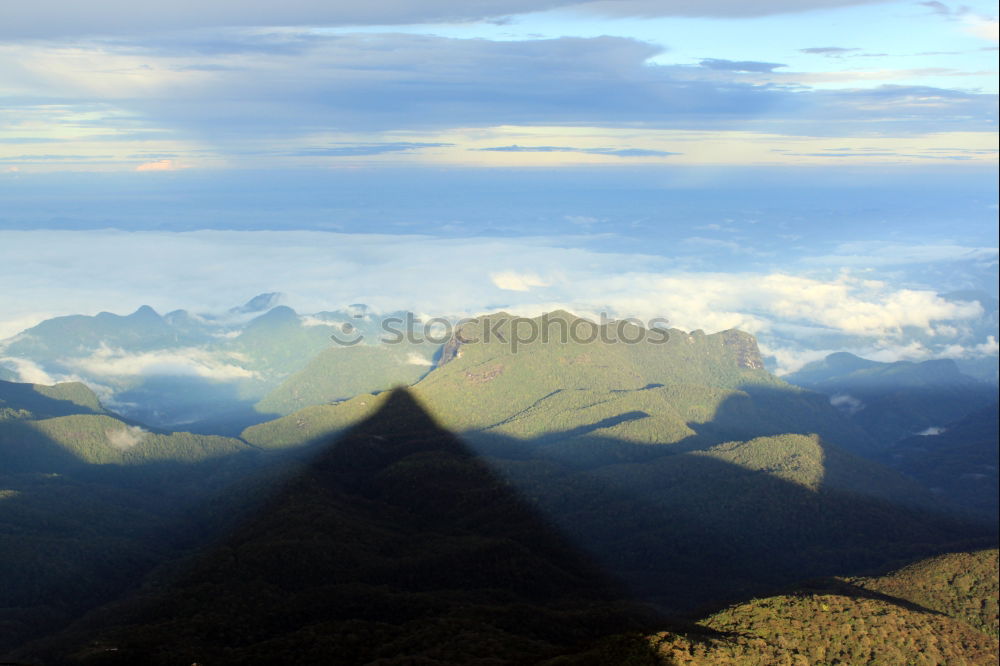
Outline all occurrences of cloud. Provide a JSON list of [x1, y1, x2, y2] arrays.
[[478, 145, 679, 157], [830, 393, 865, 415], [66, 345, 259, 381], [491, 271, 552, 292], [0, 314, 51, 342], [0, 0, 899, 38], [135, 159, 182, 171], [964, 16, 1000, 42], [405, 352, 433, 367], [291, 142, 453, 157], [107, 424, 148, 450], [918, 2, 998, 43], [915, 426, 946, 436], [5, 32, 992, 148], [579, 0, 891, 18], [0, 230, 994, 372], [799, 47, 860, 55], [0, 357, 63, 385], [920, 1, 952, 16], [0, 1, 572, 39], [299, 315, 337, 328], [699, 58, 786, 72]]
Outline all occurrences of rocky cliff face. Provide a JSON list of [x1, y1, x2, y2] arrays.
[[436, 333, 464, 368], [720, 329, 765, 370]]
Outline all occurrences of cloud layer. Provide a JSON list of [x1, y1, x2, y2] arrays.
[[0, 229, 993, 375], [0, 0, 896, 38]]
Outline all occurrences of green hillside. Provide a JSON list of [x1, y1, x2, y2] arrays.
[[1, 379, 105, 420], [254, 342, 436, 416], [650, 548, 999, 664], [21, 389, 657, 666], [19, 389, 995, 666], [0, 379, 264, 653], [245, 312, 878, 458]]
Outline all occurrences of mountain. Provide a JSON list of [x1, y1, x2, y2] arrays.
[[0, 378, 265, 653], [239, 314, 987, 613], [1, 378, 105, 419], [245, 313, 879, 458], [254, 342, 436, 416], [651, 549, 998, 664], [785, 351, 996, 447], [881, 403, 999, 522], [21, 389, 658, 665], [16, 389, 996, 665], [0, 298, 450, 434], [5, 313, 996, 662], [227, 291, 284, 315]]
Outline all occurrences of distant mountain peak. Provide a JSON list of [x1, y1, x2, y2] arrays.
[[128, 304, 161, 320], [230, 292, 284, 315]]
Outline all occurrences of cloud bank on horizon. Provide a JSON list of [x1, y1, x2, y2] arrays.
[[0, 229, 996, 376], [0, 0, 995, 378]]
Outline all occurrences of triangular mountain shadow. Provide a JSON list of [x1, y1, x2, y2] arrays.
[[11, 388, 996, 665], [38, 389, 673, 665]]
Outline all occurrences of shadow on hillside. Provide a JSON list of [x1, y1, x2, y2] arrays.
[[5, 388, 997, 664]]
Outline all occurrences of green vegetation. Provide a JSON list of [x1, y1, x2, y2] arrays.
[[3, 313, 996, 664], [0, 378, 267, 652], [1, 379, 105, 420], [650, 548, 999, 664], [849, 549, 999, 636], [255, 341, 435, 416], [244, 312, 876, 457]]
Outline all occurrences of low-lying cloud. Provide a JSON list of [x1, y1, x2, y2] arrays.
[[0, 229, 994, 376], [107, 424, 148, 450], [67, 345, 258, 381]]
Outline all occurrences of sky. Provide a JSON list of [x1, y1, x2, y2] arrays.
[[0, 0, 997, 374]]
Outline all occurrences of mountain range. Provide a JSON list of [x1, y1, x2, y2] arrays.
[[1, 307, 997, 663]]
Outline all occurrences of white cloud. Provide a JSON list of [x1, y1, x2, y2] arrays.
[[299, 315, 337, 328], [135, 159, 183, 172], [490, 271, 552, 292], [405, 352, 434, 367], [916, 426, 946, 436], [66, 345, 258, 381], [964, 15, 1000, 42], [830, 393, 865, 414], [0, 357, 63, 385], [758, 345, 834, 375], [0, 229, 994, 374], [107, 424, 148, 450], [0, 314, 51, 342]]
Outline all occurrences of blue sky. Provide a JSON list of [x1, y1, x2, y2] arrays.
[[0, 0, 997, 374]]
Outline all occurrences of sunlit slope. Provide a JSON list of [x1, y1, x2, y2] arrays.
[[245, 312, 876, 455], [0, 379, 252, 470], [254, 342, 436, 416], [650, 549, 999, 664], [1, 379, 105, 419], [849, 548, 999, 637]]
